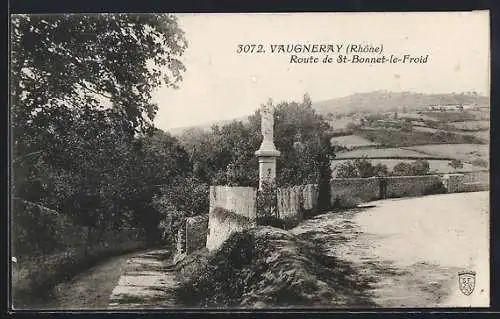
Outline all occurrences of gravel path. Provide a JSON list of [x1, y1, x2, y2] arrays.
[[108, 249, 179, 309], [16, 248, 179, 310], [292, 191, 489, 308], [17, 251, 142, 309]]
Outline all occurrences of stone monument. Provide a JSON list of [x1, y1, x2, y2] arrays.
[[255, 99, 281, 190]]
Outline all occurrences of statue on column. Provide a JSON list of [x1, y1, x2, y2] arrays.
[[255, 98, 280, 191], [261, 99, 274, 142]]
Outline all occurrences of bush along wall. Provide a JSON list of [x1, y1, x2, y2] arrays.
[[256, 180, 278, 226], [276, 186, 306, 229], [176, 230, 257, 308], [257, 183, 321, 230]]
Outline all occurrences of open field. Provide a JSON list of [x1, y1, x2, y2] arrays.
[[293, 191, 489, 307], [449, 121, 490, 131], [469, 131, 490, 141], [398, 112, 439, 122], [406, 144, 489, 163], [413, 126, 440, 133], [420, 111, 479, 123], [331, 158, 484, 174], [335, 147, 446, 160], [357, 129, 484, 147], [468, 110, 490, 121], [329, 118, 361, 131], [330, 135, 379, 149]]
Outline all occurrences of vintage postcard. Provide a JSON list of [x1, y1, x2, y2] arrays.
[[10, 11, 490, 310]]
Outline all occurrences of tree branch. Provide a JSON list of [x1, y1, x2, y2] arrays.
[[52, 44, 115, 101], [78, 82, 113, 100], [13, 150, 45, 163], [13, 196, 59, 214]]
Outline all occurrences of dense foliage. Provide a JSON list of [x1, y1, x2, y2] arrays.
[[335, 158, 434, 178], [11, 13, 187, 133], [11, 13, 193, 252], [358, 129, 485, 147], [179, 94, 336, 189], [335, 157, 389, 178], [392, 159, 431, 176], [256, 180, 278, 219]]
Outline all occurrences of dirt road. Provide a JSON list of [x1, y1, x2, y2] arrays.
[[16, 251, 146, 310], [292, 191, 489, 308]]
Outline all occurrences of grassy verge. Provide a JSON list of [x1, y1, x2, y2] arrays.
[[175, 226, 376, 308]]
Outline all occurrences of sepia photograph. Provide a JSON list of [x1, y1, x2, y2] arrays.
[[9, 11, 490, 310]]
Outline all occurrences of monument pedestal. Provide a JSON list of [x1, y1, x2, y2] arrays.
[[255, 142, 281, 190]]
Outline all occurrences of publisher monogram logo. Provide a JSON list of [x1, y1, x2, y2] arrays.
[[458, 271, 476, 296]]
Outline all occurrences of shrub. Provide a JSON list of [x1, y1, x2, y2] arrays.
[[335, 157, 389, 178], [174, 248, 210, 278], [331, 195, 362, 209], [411, 159, 431, 175], [256, 180, 278, 222], [448, 159, 464, 169], [211, 207, 253, 228], [255, 215, 300, 230], [12, 199, 78, 257], [423, 181, 448, 195], [471, 158, 488, 168], [255, 215, 285, 229], [392, 160, 430, 176]]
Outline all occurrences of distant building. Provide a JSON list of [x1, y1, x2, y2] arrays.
[[427, 104, 464, 111], [461, 104, 476, 110]]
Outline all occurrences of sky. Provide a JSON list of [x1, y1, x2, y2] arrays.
[[152, 11, 490, 131]]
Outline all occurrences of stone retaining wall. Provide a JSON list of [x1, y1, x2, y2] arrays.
[[330, 171, 489, 208], [206, 207, 255, 252]]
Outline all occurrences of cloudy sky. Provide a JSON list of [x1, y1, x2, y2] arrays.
[[152, 11, 490, 130]]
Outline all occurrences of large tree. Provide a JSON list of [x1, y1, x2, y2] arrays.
[[11, 13, 187, 186], [10, 14, 189, 247], [11, 13, 187, 135], [272, 94, 335, 187], [180, 94, 335, 193]]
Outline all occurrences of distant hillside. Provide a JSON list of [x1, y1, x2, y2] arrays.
[[312, 91, 489, 116], [166, 91, 489, 135], [168, 115, 249, 135]]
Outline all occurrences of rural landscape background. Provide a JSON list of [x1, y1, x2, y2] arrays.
[[10, 13, 489, 310], [170, 90, 489, 180]]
